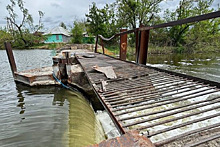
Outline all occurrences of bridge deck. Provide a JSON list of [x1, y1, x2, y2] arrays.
[[76, 52, 220, 147]]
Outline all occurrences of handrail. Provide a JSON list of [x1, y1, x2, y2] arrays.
[[140, 10, 220, 31], [98, 28, 138, 41], [95, 10, 220, 64], [97, 11, 220, 41]]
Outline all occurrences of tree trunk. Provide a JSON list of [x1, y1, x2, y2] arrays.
[[18, 27, 27, 46]]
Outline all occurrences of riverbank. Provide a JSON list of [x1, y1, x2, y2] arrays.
[[29, 43, 67, 50], [1, 42, 219, 55], [104, 44, 220, 55]]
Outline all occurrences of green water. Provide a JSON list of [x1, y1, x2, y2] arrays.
[[55, 89, 105, 147], [0, 50, 105, 147]]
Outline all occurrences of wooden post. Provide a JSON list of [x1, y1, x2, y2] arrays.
[[4, 42, 17, 77], [138, 29, 150, 65], [95, 35, 98, 53], [120, 29, 127, 61]]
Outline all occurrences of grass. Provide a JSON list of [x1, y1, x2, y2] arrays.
[[102, 43, 220, 56], [29, 43, 67, 50]]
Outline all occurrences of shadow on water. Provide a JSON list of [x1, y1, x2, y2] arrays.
[[0, 83, 105, 147]]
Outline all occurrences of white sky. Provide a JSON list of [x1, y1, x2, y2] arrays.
[[0, 0, 219, 30]]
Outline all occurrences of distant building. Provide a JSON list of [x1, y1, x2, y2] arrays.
[[43, 26, 71, 43], [82, 32, 95, 44]]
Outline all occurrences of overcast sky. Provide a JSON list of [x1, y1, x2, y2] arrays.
[[0, 0, 219, 30]]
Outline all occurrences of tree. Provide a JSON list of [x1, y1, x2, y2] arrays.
[[185, 0, 220, 51], [71, 21, 84, 44], [60, 22, 67, 29], [116, 0, 163, 29], [6, 0, 44, 47], [0, 28, 13, 49], [164, 0, 196, 47], [85, 2, 119, 38], [164, 0, 219, 52]]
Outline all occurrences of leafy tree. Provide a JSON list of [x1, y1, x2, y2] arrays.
[[71, 21, 84, 44], [0, 28, 13, 49], [185, 0, 220, 51], [164, 0, 196, 47], [116, 0, 163, 29], [85, 2, 119, 38], [6, 0, 44, 47]]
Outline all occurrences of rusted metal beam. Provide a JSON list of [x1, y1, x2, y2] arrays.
[[135, 30, 139, 63], [4, 42, 17, 77], [95, 35, 98, 53], [120, 29, 127, 61], [114, 89, 218, 115], [103, 78, 185, 96], [109, 83, 196, 105], [123, 98, 220, 128], [138, 29, 150, 65], [119, 96, 220, 121], [154, 122, 220, 146], [140, 11, 220, 31], [183, 133, 220, 147], [100, 39, 105, 54], [137, 105, 220, 130], [111, 86, 212, 108], [107, 82, 196, 104]]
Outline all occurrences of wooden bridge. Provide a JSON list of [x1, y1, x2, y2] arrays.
[[4, 11, 220, 147]]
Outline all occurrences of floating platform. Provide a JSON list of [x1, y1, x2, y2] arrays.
[[14, 67, 58, 86]]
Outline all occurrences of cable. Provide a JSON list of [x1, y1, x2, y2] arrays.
[[52, 72, 70, 89]]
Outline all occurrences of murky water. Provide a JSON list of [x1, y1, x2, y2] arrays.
[[129, 52, 220, 82], [147, 53, 220, 83], [0, 50, 105, 147]]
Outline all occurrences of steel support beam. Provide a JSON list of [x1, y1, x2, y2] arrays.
[[120, 29, 128, 61], [138, 29, 150, 65], [4, 42, 17, 77], [95, 35, 98, 53]]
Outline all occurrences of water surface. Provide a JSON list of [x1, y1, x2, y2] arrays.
[[146, 52, 220, 82], [0, 50, 105, 147]]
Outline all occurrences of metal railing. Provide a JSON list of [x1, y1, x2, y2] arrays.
[[95, 10, 220, 65]]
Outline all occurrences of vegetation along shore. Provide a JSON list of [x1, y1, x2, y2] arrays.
[[0, 0, 219, 55]]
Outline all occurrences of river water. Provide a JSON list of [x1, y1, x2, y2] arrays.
[[147, 52, 220, 83], [0, 50, 105, 147]]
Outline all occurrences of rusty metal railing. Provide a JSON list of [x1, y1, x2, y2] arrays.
[[95, 10, 220, 65]]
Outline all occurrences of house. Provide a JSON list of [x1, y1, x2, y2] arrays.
[[82, 32, 95, 44], [43, 26, 71, 43]]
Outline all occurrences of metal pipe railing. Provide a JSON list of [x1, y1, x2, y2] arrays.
[[95, 10, 220, 65]]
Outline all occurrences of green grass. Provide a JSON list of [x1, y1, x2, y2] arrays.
[[29, 43, 67, 50]]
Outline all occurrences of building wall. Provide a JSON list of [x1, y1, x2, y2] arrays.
[[62, 35, 71, 43], [44, 34, 63, 43]]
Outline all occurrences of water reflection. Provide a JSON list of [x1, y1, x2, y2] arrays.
[[0, 83, 105, 147], [17, 91, 25, 115], [0, 49, 105, 147]]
